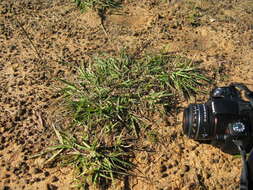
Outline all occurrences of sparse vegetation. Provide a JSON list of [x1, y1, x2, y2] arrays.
[[73, 0, 121, 11], [186, 2, 203, 27], [2, 0, 252, 189], [48, 127, 133, 188], [45, 53, 208, 188], [147, 130, 159, 143]]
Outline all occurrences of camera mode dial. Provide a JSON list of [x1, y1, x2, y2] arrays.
[[228, 122, 246, 137]]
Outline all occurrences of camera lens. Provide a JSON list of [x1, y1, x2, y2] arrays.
[[183, 107, 191, 135], [183, 104, 212, 140]]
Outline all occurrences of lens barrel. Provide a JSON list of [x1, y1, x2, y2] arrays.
[[183, 104, 212, 140]]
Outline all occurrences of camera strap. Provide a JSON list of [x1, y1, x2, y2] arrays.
[[233, 140, 249, 190]]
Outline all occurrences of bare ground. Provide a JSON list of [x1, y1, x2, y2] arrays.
[[0, 0, 253, 189]]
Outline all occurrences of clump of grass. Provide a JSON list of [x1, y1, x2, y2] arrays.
[[48, 129, 132, 187], [187, 7, 202, 27], [48, 53, 208, 188], [60, 53, 177, 135], [143, 55, 209, 98], [73, 0, 121, 11]]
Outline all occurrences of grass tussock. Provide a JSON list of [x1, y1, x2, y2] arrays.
[[73, 0, 121, 11], [46, 53, 209, 188]]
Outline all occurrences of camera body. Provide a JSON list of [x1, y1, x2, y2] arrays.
[[183, 85, 253, 154]]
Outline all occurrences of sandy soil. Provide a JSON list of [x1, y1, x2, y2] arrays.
[[0, 0, 253, 189]]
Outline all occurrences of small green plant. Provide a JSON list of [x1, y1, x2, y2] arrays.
[[147, 130, 159, 143], [73, 0, 121, 11], [47, 53, 208, 188], [188, 8, 202, 27], [48, 128, 132, 187]]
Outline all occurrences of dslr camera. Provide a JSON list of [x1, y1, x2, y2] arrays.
[[183, 83, 253, 154]]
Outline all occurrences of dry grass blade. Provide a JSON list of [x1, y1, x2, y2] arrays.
[[52, 123, 64, 144], [44, 149, 64, 164]]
